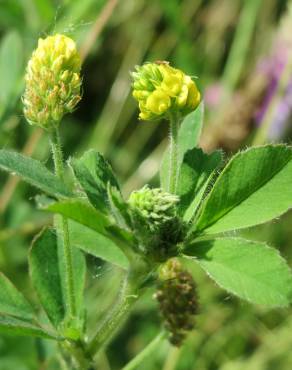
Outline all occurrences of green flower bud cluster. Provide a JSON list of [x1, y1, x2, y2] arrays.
[[155, 259, 199, 346], [128, 186, 184, 262], [128, 185, 179, 229], [131, 62, 200, 121], [23, 34, 82, 130]]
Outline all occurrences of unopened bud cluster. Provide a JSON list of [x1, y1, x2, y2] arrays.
[[128, 185, 179, 229], [131, 62, 200, 120], [155, 259, 199, 346], [23, 34, 82, 130], [128, 186, 185, 261]]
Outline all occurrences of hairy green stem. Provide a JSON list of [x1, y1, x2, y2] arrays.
[[122, 331, 167, 370], [88, 272, 140, 356], [168, 113, 180, 194], [50, 128, 76, 319], [62, 340, 95, 370]]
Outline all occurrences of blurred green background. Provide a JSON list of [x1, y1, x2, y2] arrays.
[[1, 0, 292, 369]]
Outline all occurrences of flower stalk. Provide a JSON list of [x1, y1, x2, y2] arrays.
[[122, 331, 167, 370], [168, 113, 180, 194], [50, 128, 76, 320], [88, 271, 141, 356]]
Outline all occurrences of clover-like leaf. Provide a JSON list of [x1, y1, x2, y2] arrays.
[[184, 237, 292, 307], [194, 145, 292, 235], [69, 221, 129, 269], [0, 315, 59, 339], [177, 148, 222, 220], [0, 150, 72, 198], [0, 273, 35, 321], [29, 228, 65, 327], [71, 150, 120, 213]]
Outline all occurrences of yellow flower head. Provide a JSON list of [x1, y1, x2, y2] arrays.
[[23, 34, 82, 130], [131, 62, 200, 121]]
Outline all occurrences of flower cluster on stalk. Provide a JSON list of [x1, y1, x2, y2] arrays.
[[23, 34, 82, 130], [131, 62, 200, 120], [155, 259, 199, 346]]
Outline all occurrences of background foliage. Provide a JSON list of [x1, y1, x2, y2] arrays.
[[0, 0, 292, 369]]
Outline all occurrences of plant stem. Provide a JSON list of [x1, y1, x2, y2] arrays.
[[63, 340, 95, 370], [88, 272, 140, 356], [122, 331, 167, 370], [50, 128, 76, 319], [162, 346, 181, 370], [168, 113, 180, 194]]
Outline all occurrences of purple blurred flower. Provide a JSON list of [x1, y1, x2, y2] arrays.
[[204, 83, 225, 110], [255, 9, 292, 140]]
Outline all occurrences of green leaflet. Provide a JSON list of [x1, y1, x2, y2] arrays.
[[0, 150, 72, 198], [107, 184, 132, 230], [69, 221, 129, 269], [42, 198, 135, 248], [194, 145, 292, 234], [177, 148, 222, 220], [160, 103, 204, 191], [0, 31, 23, 121], [0, 315, 59, 339], [71, 150, 120, 213], [0, 273, 35, 321], [29, 228, 65, 327], [42, 199, 111, 236], [184, 237, 292, 307]]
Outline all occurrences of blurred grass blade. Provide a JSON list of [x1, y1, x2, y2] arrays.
[[223, 0, 262, 89], [0, 30, 23, 120]]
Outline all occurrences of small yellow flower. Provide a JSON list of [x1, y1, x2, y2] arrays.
[[159, 64, 184, 97], [23, 34, 82, 130], [131, 62, 200, 121], [145, 89, 171, 115]]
